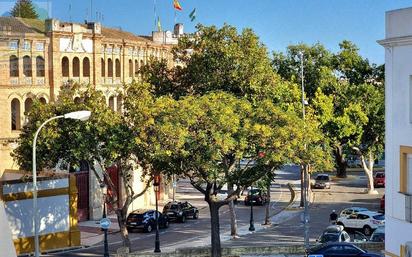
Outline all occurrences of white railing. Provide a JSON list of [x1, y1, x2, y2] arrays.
[[106, 78, 113, 84], [114, 78, 121, 84], [21, 77, 32, 85], [10, 78, 18, 85], [36, 77, 45, 85]]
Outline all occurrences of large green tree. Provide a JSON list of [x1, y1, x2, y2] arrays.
[[12, 84, 150, 250], [273, 41, 384, 178], [139, 24, 330, 257], [11, 0, 38, 19]]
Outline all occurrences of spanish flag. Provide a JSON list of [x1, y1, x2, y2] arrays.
[[173, 0, 182, 11]]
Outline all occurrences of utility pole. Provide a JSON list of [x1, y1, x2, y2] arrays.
[[299, 51, 309, 249]]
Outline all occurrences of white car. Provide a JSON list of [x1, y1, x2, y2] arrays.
[[337, 211, 385, 236], [339, 207, 369, 218]]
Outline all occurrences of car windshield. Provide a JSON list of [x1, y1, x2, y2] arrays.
[[373, 214, 385, 220], [376, 173, 385, 178], [248, 189, 260, 195], [319, 233, 339, 242], [316, 175, 329, 181]]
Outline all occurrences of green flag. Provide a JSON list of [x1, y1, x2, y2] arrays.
[[189, 8, 196, 22], [157, 16, 162, 32]]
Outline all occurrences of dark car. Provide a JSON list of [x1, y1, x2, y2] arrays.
[[306, 242, 381, 257], [126, 209, 169, 232], [162, 201, 199, 222], [314, 174, 331, 189], [373, 172, 385, 187], [244, 188, 268, 206], [370, 226, 385, 242]]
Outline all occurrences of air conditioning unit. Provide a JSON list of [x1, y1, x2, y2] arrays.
[[405, 241, 412, 257]]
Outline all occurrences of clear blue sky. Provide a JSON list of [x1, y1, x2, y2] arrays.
[[46, 0, 412, 64]]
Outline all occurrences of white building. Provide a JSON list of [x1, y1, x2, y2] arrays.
[[378, 7, 412, 257]]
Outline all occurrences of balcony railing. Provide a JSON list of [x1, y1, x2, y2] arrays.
[[36, 77, 45, 85], [10, 78, 18, 85], [21, 77, 32, 85]]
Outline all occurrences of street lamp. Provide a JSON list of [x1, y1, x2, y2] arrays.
[[32, 110, 91, 257], [248, 186, 255, 232], [101, 183, 109, 257], [153, 174, 161, 253], [298, 51, 310, 249]]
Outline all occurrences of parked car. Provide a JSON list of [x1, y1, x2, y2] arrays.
[[337, 211, 385, 236], [317, 225, 350, 243], [380, 194, 385, 212], [306, 242, 382, 257], [313, 174, 331, 189], [339, 207, 369, 218], [244, 188, 268, 205], [126, 209, 169, 232], [373, 172, 385, 187], [370, 226, 385, 242], [162, 201, 199, 222]]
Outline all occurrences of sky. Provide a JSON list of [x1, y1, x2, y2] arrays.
[[10, 0, 412, 64]]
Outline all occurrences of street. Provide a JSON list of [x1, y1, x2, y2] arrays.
[[44, 166, 383, 256]]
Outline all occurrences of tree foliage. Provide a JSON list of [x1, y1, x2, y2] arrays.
[[273, 41, 384, 178], [11, 0, 38, 19]]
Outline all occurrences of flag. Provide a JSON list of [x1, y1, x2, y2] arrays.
[[157, 16, 162, 31], [173, 0, 182, 11], [189, 8, 196, 22]]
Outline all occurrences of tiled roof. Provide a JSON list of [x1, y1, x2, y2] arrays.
[[0, 17, 42, 34], [101, 26, 151, 43]]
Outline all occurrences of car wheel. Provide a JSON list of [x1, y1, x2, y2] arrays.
[[164, 220, 169, 228], [180, 215, 186, 223], [193, 211, 199, 219], [363, 225, 372, 236], [145, 224, 153, 233]]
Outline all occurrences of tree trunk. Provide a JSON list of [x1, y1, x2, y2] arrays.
[[264, 182, 271, 225], [355, 149, 377, 194], [208, 201, 222, 257], [116, 207, 131, 250], [227, 183, 238, 238], [334, 145, 347, 178]]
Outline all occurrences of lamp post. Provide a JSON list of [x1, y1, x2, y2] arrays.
[[153, 174, 161, 253], [100, 184, 109, 257], [32, 111, 91, 257], [298, 51, 310, 249], [248, 186, 255, 231]]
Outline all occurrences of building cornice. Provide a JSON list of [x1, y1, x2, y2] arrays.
[[377, 35, 412, 47]]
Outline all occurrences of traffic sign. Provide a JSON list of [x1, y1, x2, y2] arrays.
[[100, 218, 111, 230]]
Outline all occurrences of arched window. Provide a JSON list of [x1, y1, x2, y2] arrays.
[[108, 58, 113, 77], [108, 96, 115, 111], [117, 96, 123, 113], [101, 58, 105, 77], [36, 56, 45, 77], [62, 57, 69, 77], [39, 97, 47, 104], [24, 98, 33, 115], [83, 57, 90, 77], [128, 59, 133, 77], [140, 60, 144, 68], [11, 98, 21, 130], [115, 59, 121, 77], [73, 57, 80, 77], [23, 56, 32, 77], [10, 55, 19, 77], [134, 60, 139, 76]]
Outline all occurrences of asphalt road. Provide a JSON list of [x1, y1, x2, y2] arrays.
[[44, 169, 295, 256]]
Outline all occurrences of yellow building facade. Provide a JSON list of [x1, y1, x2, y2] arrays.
[[0, 17, 177, 176]]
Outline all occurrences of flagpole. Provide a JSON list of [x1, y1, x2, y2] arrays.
[[154, 0, 157, 31]]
